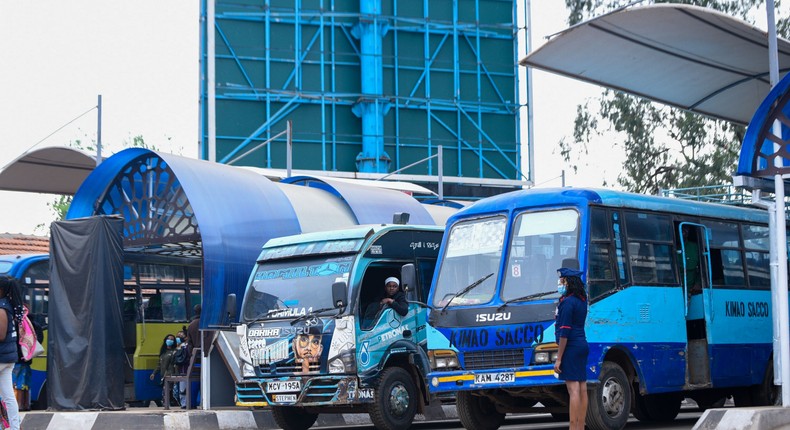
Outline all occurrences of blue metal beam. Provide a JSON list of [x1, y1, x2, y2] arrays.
[[352, 0, 391, 173]]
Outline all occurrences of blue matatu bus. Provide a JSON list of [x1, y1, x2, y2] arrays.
[[425, 188, 781, 430]]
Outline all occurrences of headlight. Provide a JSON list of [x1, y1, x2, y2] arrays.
[[328, 316, 357, 374], [532, 343, 559, 365], [328, 350, 357, 374], [429, 350, 459, 369], [237, 324, 251, 363], [242, 362, 256, 377]]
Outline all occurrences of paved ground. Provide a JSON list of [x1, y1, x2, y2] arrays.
[[17, 404, 458, 430]]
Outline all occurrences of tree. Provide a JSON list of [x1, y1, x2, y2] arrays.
[[560, 0, 788, 194]]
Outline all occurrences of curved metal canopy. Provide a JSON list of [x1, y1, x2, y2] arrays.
[[737, 72, 790, 177], [69, 148, 302, 328], [521, 4, 790, 125], [0, 147, 101, 195]]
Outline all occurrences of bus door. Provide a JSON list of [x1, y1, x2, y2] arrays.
[[679, 222, 713, 387]]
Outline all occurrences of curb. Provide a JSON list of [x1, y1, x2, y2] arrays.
[[19, 405, 459, 430], [692, 407, 790, 430]]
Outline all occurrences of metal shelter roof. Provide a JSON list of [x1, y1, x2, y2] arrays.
[[65, 148, 450, 328], [0, 147, 101, 195], [283, 176, 435, 225], [521, 4, 790, 125], [737, 72, 790, 177]]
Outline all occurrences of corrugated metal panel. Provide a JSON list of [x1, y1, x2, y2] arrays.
[[274, 182, 357, 233], [283, 176, 435, 225]]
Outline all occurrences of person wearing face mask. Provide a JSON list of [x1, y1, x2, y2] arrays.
[[150, 333, 179, 405], [553, 268, 589, 430], [173, 329, 189, 408]]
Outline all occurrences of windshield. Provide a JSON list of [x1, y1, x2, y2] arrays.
[[501, 209, 579, 301], [432, 217, 506, 308], [241, 255, 353, 322]]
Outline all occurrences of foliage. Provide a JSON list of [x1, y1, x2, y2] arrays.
[[560, 0, 787, 194]]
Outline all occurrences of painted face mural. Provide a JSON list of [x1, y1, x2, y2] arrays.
[[293, 330, 323, 373]]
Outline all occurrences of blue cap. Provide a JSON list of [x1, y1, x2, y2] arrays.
[[557, 268, 584, 278]]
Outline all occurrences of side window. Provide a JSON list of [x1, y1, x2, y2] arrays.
[[588, 207, 616, 299], [625, 211, 675, 285], [358, 264, 403, 331], [22, 261, 50, 321], [417, 259, 437, 303], [22, 261, 49, 284], [162, 289, 187, 322], [743, 224, 770, 289], [708, 221, 745, 288]]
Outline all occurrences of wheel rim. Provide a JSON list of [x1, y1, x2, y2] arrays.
[[388, 382, 410, 418], [601, 375, 626, 417]]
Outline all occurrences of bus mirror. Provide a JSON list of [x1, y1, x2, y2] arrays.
[[332, 281, 348, 308], [393, 212, 410, 225], [401, 263, 416, 292], [226, 293, 237, 323]]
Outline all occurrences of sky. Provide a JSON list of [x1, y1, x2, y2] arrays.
[[0, 2, 651, 235]]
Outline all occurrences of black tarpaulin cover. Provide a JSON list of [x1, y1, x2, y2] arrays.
[[48, 216, 125, 410]]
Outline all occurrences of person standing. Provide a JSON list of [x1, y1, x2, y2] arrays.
[[150, 334, 178, 404], [0, 276, 23, 430], [174, 329, 189, 408], [186, 304, 202, 407], [553, 268, 589, 430]]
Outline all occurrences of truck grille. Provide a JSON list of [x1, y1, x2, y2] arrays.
[[236, 378, 346, 405], [303, 378, 340, 403], [463, 349, 524, 370], [257, 362, 319, 375], [236, 381, 266, 403]]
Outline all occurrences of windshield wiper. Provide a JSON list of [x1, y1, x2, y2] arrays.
[[497, 290, 556, 311], [440, 272, 494, 313], [290, 307, 339, 326]]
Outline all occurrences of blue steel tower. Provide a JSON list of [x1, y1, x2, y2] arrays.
[[200, 0, 529, 196]]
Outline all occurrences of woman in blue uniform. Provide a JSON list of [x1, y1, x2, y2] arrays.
[[553, 267, 588, 430]]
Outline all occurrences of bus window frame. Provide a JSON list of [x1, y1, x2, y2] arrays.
[[500, 208, 580, 302], [622, 209, 677, 287]]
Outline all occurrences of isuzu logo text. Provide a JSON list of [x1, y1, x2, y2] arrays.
[[475, 312, 511, 322]]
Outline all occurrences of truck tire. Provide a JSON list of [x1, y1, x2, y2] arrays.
[[272, 406, 318, 430], [369, 367, 417, 430], [456, 391, 505, 430], [586, 362, 631, 430]]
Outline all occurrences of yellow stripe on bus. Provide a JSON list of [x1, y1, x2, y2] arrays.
[[237, 401, 269, 407], [437, 369, 555, 384]]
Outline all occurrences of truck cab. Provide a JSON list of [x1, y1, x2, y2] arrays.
[[234, 224, 443, 430]]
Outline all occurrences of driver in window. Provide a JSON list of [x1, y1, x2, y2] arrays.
[[363, 277, 408, 326]]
